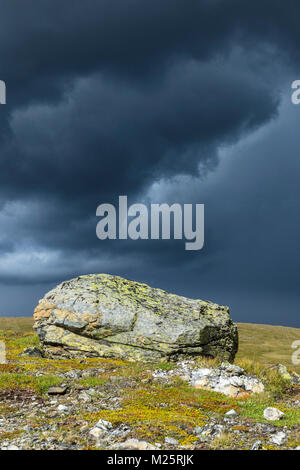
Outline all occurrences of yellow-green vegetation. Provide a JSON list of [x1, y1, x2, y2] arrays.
[[81, 380, 238, 444], [0, 430, 24, 440], [0, 403, 18, 416], [79, 377, 110, 388]]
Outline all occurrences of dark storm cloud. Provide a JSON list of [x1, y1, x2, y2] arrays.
[[1, 1, 300, 82], [141, 94, 300, 327], [0, 1, 299, 325], [0, 57, 278, 203]]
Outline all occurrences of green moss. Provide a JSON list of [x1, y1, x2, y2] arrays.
[[156, 362, 175, 371], [79, 377, 109, 388], [0, 372, 63, 395]]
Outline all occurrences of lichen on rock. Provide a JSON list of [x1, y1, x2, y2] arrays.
[[33, 274, 238, 362]]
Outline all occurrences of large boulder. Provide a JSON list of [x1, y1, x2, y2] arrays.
[[33, 274, 238, 362]]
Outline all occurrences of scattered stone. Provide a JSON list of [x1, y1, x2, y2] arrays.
[[33, 274, 238, 362], [64, 370, 82, 380], [198, 423, 225, 439], [165, 437, 179, 445], [270, 432, 287, 446], [118, 438, 156, 450], [48, 386, 68, 395], [2, 445, 20, 450], [93, 419, 113, 432], [157, 362, 265, 398], [21, 347, 44, 358], [290, 372, 300, 385], [109, 376, 119, 383], [225, 409, 238, 417], [89, 427, 104, 442], [263, 407, 285, 421], [57, 404, 69, 413], [89, 419, 114, 445], [251, 440, 262, 450], [275, 364, 300, 386], [193, 368, 212, 378], [193, 426, 203, 436], [219, 363, 244, 375], [78, 391, 92, 403]]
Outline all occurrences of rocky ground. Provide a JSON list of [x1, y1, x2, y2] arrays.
[[0, 328, 299, 451]]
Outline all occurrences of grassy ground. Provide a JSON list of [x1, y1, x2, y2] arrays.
[[236, 323, 300, 374], [0, 317, 33, 332]]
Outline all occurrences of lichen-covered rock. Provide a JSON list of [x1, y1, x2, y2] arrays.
[[33, 274, 238, 362], [275, 364, 300, 385]]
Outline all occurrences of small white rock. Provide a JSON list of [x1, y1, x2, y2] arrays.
[[94, 419, 113, 431], [89, 427, 104, 440], [244, 378, 264, 394], [263, 407, 285, 421], [212, 424, 225, 437], [220, 363, 244, 375], [78, 391, 92, 403], [225, 409, 238, 417], [192, 377, 209, 388], [118, 438, 156, 450], [165, 437, 179, 445], [251, 440, 262, 450], [57, 404, 69, 413], [194, 368, 212, 378], [229, 376, 244, 387], [193, 426, 202, 435], [270, 431, 287, 446]]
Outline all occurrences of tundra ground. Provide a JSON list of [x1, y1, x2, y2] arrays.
[[0, 318, 299, 450]]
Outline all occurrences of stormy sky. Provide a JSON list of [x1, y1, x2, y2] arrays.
[[0, 0, 299, 327]]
